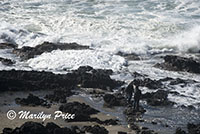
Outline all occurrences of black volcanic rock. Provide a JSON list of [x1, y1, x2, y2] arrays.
[[103, 93, 127, 107], [15, 93, 50, 107], [131, 78, 162, 89], [58, 101, 117, 125], [0, 69, 76, 91], [13, 42, 89, 60], [187, 123, 200, 134], [45, 89, 75, 103], [0, 43, 16, 49], [59, 101, 99, 122], [142, 90, 175, 106], [155, 55, 200, 74], [2, 121, 110, 134], [0, 57, 15, 66], [72, 66, 123, 90], [82, 125, 108, 134], [175, 127, 186, 134], [117, 51, 140, 61], [0, 66, 122, 92], [45, 122, 60, 134], [19, 122, 48, 134]]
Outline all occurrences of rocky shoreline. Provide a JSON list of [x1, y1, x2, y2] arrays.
[[0, 42, 200, 134]]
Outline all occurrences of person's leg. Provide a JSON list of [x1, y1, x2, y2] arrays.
[[127, 92, 132, 104], [136, 99, 140, 110], [133, 100, 136, 109]]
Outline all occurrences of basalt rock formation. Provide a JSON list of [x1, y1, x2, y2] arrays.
[[155, 55, 200, 74]]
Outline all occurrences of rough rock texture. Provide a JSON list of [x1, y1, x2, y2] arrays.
[[155, 55, 200, 74], [72, 66, 122, 90], [0, 57, 15, 66], [0, 69, 75, 91], [117, 51, 140, 61], [175, 127, 187, 134], [45, 89, 75, 103], [82, 125, 108, 134], [0, 43, 16, 49], [59, 101, 99, 121], [2, 121, 109, 134], [131, 78, 163, 89], [0, 66, 122, 92], [142, 90, 175, 106], [103, 93, 127, 107], [13, 42, 89, 60], [124, 105, 146, 132], [187, 123, 200, 134], [15, 94, 50, 107]]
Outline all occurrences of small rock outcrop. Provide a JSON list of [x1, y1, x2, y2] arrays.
[[155, 55, 200, 74], [15, 93, 50, 107], [59, 101, 99, 122], [0, 57, 15, 66], [2, 121, 109, 134], [142, 90, 175, 106], [103, 93, 127, 107], [13, 42, 89, 60]]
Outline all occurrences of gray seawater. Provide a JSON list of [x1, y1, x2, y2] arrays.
[[0, 0, 200, 133]]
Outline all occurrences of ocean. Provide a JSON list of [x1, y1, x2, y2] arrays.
[[0, 0, 200, 133]]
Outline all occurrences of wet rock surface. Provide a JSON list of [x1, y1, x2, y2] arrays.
[[15, 93, 50, 107], [45, 88, 75, 103], [82, 125, 108, 134], [59, 101, 99, 121], [2, 121, 109, 134], [72, 66, 122, 90], [0, 66, 122, 92], [175, 127, 187, 134], [142, 90, 175, 106], [117, 51, 140, 61], [13, 42, 89, 60], [175, 123, 200, 134], [155, 55, 200, 74], [0, 43, 16, 49], [131, 78, 163, 90], [0, 57, 15, 66], [103, 93, 127, 107], [187, 123, 200, 134], [0, 69, 75, 91]]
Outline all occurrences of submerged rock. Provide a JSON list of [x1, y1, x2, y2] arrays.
[[130, 78, 163, 90], [0, 43, 16, 49], [0, 57, 15, 66], [142, 90, 175, 106], [155, 55, 200, 74], [15, 93, 50, 107], [117, 51, 140, 61], [13, 42, 89, 60]]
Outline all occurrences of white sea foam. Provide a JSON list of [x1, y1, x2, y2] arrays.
[[27, 49, 126, 72]]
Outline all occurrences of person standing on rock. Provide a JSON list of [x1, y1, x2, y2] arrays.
[[125, 82, 134, 104], [133, 85, 142, 111]]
